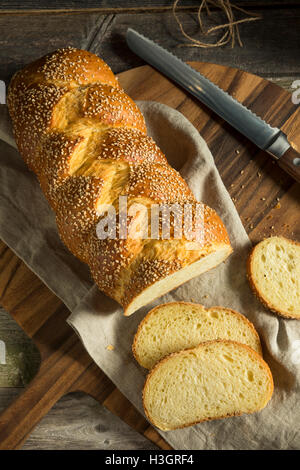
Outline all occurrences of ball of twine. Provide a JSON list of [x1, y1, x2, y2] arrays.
[[173, 0, 262, 48]]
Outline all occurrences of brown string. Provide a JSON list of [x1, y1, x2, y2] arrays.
[[173, 0, 262, 48]]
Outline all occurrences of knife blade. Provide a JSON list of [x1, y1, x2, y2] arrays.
[[126, 28, 300, 183]]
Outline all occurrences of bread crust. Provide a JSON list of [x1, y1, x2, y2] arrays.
[[8, 47, 232, 316], [132, 301, 262, 365], [247, 236, 300, 320], [142, 339, 274, 431]]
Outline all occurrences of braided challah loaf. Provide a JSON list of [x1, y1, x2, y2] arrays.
[[7, 47, 232, 316]]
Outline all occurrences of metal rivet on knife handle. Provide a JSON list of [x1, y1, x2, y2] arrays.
[[277, 146, 300, 183]]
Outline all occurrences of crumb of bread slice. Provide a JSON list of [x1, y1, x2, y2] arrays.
[[143, 340, 273, 431], [133, 302, 262, 369], [123, 244, 232, 316], [248, 236, 300, 319]]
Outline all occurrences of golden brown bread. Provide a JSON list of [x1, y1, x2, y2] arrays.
[[7, 47, 232, 315]]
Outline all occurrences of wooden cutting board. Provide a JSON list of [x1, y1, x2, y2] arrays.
[[0, 62, 299, 450]]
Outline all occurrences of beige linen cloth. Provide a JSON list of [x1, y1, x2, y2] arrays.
[[0, 101, 299, 450]]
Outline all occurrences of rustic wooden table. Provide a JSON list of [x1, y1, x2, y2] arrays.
[[0, 0, 299, 450]]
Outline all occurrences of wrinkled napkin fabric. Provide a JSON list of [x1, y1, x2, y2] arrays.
[[0, 101, 299, 450]]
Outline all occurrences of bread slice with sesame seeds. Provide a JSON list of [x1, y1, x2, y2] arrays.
[[143, 340, 273, 431], [7, 47, 232, 316], [248, 236, 300, 319], [133, 302, 262, 369]]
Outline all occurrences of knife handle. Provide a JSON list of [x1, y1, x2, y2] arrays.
[[277, 145, 300, 183]]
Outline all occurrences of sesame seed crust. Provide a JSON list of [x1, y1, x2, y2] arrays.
[[82, 84, 146, 133], [7, 47, 232, 315]]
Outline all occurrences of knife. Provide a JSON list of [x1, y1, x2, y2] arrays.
[[126, 28, 300, 183]]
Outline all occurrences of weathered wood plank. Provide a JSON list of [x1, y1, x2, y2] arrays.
[[0, 8, 299, 86], [2, 0, 194, 11], [0, 1, 297, 13], [0, 13, 102, 84], [0, 389, 158, 450], [267, 77, 299, 92], [0, 307, 40, 387], [93, 9, 300, 79], [21, 392, 158, 450]]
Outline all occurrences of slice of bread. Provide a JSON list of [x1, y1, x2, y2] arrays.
[[143, 340, 273, 431], [133, 302, 262, 369], [248, 236, 300, 319]]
